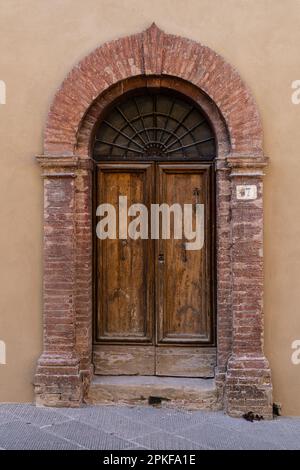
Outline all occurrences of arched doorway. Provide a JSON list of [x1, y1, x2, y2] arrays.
[[35, 24, 272, 417], [93, 89, 216, 377]]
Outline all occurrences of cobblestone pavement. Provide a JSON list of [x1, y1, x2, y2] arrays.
[[0, 404, 299, 450]]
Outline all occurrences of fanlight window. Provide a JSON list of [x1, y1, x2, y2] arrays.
[[94, 92, 215, 160]]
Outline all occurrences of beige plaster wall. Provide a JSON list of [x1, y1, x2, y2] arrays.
[[0, 0, 299, 415]]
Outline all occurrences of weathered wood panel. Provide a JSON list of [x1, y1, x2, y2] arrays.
[[93, 345, 155, 375], [156, 347, 216, 377]]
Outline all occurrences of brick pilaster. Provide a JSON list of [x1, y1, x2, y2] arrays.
[[34, 156, 84, 407], [225, 156, 273, 418]]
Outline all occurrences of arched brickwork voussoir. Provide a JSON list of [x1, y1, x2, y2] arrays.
[[35, 24, 272, 418], [44, 23, 263, 157]]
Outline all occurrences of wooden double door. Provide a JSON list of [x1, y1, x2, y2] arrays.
[[94, 161, 215, 377]]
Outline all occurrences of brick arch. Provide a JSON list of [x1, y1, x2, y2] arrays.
[[44, 23, 263, 158], [36, 25, 272, 418]]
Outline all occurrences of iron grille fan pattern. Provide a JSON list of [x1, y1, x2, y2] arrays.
[[94, 92, 215, 160]]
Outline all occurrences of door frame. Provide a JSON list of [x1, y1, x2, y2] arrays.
[[35, 25, 272, 418]]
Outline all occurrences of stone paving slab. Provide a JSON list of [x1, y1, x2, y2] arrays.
[[0, 404, 299, 450], [43, 420, 130, 450], [1, 404, 72, 427], [178, 421, 285, 450], [133, 430, 208, 450], [0, 421, 84, 450], [190, 411, 300, 449], [131, 408, 209, 432], [0, 411, 22, 425], [57, 405, 158, 439]]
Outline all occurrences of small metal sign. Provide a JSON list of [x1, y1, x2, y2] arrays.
[[236, 185, 257, 200]]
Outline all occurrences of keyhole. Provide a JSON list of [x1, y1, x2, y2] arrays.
[[158, 253, 165, 263], [120, 239, 128, 261]]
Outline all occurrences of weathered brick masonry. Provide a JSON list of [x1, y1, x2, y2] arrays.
[[35, 24, 272, 417]]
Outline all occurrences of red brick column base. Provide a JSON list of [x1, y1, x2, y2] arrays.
[[225, 355, 272, 418], [35, 355, 83, 407]]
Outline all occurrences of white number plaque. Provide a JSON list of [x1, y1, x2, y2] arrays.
[[236, 185, 257, 200]]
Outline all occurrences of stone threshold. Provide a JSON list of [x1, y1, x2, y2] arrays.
[[86, 375, 220, 411]]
